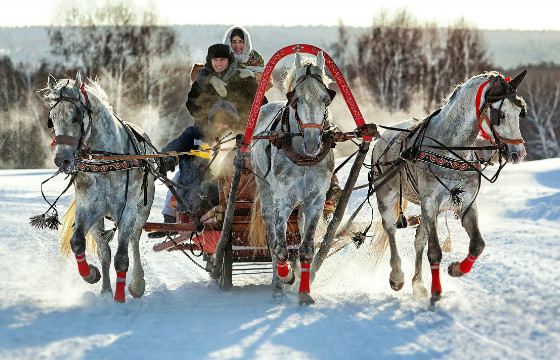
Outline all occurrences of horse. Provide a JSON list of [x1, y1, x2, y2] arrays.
[[44, 73, 156, 303], [370, 70, 528, 305], [250, 52, 336, 305]]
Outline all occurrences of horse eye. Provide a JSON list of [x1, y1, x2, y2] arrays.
[[520, 109, 527, 118]]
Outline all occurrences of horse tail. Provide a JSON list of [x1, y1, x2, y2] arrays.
[[248, 195, 267, 251], [60, 197, 97, 256], [441, 211, 453, 253], [367, 199, 409, 270]]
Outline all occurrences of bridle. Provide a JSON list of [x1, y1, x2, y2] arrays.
[[286, 65, 336, 134], [48, 82, 94, 156], [475, 77, 526, 147]]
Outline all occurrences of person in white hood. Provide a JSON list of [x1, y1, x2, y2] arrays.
[[223, 25, 273, 91], [223, 26, 264, 69]]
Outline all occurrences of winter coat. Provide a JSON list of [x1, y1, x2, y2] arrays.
[[243, 49, 264, 68], [161, 125, 216, 214], [186, 59, 258, 128]]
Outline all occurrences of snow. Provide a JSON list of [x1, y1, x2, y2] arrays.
[[1, 159, 559, 359]]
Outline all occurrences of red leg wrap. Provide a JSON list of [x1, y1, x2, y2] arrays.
[[277, 261, 289, 278], [114, 271, 127, 303], [299, 262, 311, 294], [75, 253, 90, 277], [431, 263, 442, 294], [459, 254, 478, 274]]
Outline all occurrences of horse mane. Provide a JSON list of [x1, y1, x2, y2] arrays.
[[442, 71, 526, 112], [283, 57, 333, 93], [41, 77, 113, 113]]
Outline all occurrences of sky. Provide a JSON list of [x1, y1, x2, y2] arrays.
[[0, 0, 558, 30]]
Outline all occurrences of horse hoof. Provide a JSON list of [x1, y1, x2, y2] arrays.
[[389, 279, 404, 291], [448, 262, 465, 277], [298, 292, 315, 306], [430, 291, 442, 308], [412, 283, 428, 298], [82, 265, 101, 284], [128, 279, 145, 298], [101, 288, 113, 297]]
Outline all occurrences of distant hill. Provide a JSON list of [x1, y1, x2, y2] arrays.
[[1, 25, 559, 70]]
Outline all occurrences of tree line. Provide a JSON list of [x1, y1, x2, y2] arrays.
[[330, 10, 560, 160], [0, 5, 559, 169]]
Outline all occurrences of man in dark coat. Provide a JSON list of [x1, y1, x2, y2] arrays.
[[154, 44, 257, 233], [186, 43, 257, 129]]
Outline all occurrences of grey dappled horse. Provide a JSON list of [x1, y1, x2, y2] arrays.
[[371, 71, 527, 305], [45, 73, 156, 303], [251, 52, 335, 304]]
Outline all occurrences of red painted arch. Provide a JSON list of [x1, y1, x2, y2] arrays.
[[241, 44, 371, 152]]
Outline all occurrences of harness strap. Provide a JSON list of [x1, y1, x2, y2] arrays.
[[476, 80, 493, 142], [55, 135, 81, 147]]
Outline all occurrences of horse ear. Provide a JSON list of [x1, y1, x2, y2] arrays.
[[74, 72, 82, 89], [317, 51, 325, 70], [295, 53, 304, 68], [486, 77, 504, 101], [327, 88, 336, 102], [509, 69, 527, 89], [48, 74, 57, 90]]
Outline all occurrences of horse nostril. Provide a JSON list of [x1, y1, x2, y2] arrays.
[[511, 153, 519, 163]]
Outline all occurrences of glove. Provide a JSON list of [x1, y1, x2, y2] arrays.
[[160, 156, 177, 174], [209, 76, 227, 97], [238, 68, 255, 79]]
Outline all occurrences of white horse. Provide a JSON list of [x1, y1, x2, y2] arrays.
[[44, 73, 156, 303], [371, 71, 527, 305], [251, 52, 336, 304]]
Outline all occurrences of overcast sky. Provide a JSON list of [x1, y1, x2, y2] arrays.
[[0, 0, 557, 30]]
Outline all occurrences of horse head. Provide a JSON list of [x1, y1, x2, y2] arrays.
[[285, 51, 335, 157], [45, 72, 93, 174], [478, 70, 528, 164]]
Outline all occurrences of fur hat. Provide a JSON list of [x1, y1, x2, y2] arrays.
[[206, 43, 234, 62]]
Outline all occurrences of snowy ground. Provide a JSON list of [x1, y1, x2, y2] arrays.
[[0, 159, 559, 359]]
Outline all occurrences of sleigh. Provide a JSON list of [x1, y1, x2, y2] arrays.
[[143, 44, 378, 290], [143, 162, 302, 290]]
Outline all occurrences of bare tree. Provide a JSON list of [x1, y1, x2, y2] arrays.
[[48, 0, 177, 112], [329, 20, 357, 81], [519, 66, 560, 159], [348, 12, 490, 112], [356, 10, 424, 111], [445, 18, 490, 85]]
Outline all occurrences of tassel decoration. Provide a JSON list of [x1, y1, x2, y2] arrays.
[[30, 211, 61, 230], [449, 186, 465, 207], [396, 211, 408, 229], [351, 231, 366, 249], [100, 228, 116, 243]]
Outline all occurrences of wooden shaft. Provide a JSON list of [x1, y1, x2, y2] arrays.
[[312, 140, 370, 275], [210, 147, 245, 280]]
